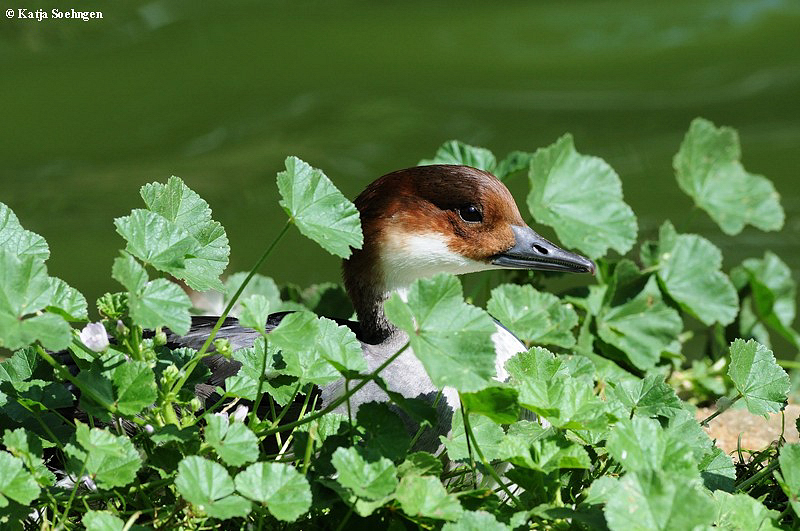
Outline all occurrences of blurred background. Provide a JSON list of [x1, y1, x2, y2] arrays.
[[2, 0, 799, 346]]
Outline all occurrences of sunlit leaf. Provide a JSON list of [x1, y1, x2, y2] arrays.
[[654, 221, 738, 326], [3, 428, 54, 486], [397, 452, 443, 478], [527, 134, 637, 259], [384, 273, 497, 392], [237, 294, 270, 332], [128, 278, 191, 336], [82, 511, 125, 531], [712, 491, 781, 530], [140, 176, 230, 291], [0, 249, 70, 351], [396, 475, 463, 521], [500, 422, 590, 472], [610, 374, 684, 419], [700, 447, 736, 493], [0, 202, 49, 261], [46, 277, 88, 321], [225, 337, 297, 406], [112, 359, 157, 416], [316, 317, 367, 373], [114, 209, 195, 272], [598, 277, 682, 370], [419, 140, 497, 172], [205, 414, 259, 467], [175, 456, 251, 520], [331, 447, 398, 500], [776, 444, 800, 517], [604, 470, 715, 531], [461, 386, 519, 424], [270, 311, 339, 385], [488, 284, 578, 348], [606, 417, 696, 475], [442, 510, 510, 531], [442, 413, 505, 462], [728, 339, 789, 417], [65, 422, 142, 489], [0, 452, 40, 506], [235, 462, 311, 522], [277, 156, 363, 258], [674, 118, 784, 235]]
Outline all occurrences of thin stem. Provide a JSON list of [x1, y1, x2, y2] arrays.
[[171, 221, 292, 398], [460, 403, 478, 490], [261, 341, 410, 437], [735, 459, 780, 492], [461, 397, 522, 507], [57, 461, 87, 527], [700, 395, 741, 426]]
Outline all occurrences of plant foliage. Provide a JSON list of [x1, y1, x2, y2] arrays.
[[0, 122, 798, 529]]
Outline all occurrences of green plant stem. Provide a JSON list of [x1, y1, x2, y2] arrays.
[[735, 459, 780, 492], [700, 394, 741, 426], [58, 461, 87, 528], [460, 404, 478, 489], [171, 220, 292, 399], [461, 400, 522, 507], [37, 345, 147, 425], [249, 335, 271, 428], [261, 341, 410, 437]]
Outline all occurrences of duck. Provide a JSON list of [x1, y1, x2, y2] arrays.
[[172, 164, 595, 445]]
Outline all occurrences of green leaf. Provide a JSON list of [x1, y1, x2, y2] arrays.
[[114, 209, 195, 271], [175, 456, 251, 520], [0, 249, 71, 351], [419, 140, 497, 172], [128, 278, 191, 336], [205, 414, 259, 467], [140, 176, 230, 291], [0, 202, 49, 260], [235, 462, 311, 522], [728, 339, 789, 417], [527, 134, 637, 259], [442, 413, 505, 462], [270, 311, 339, 385], [777, 444, 800, 517], [495, 151, 534, 180], [396, 475, 463, 521], [82, 511, 125, 531], [397, 452, 443, 478], [610, 374, 684, 419], [604, 470, 715, 531], [597, 277, 683, 370], [3, 428, 55, 486], [500, 422, 590, 472], [712, 491, 781, 530], [111, 252, 148, 294], [357, 403, 411, 463], [442, 510, 510, 531], [507, 349, 606, 430], [487, 284, 578, 348], [46, 277, 88, 321], [674, 117, 784, 235], [225, 337, 297, 406], [461, 386, 519, 424], [277, 156, 363, 258], [0, 347, 37, 382], [65, 422, 142, 489], [238, 294, 270, 332], [699, 447, 736, 492], [316, 317, 367, 373], [654, 221, 738, 326], [0, 452, 40, 507], [331, 447, 398, 500], [606, 417, 696, 475], [111, 359, 157, 416], [734, 252, 799, 348], [384, 273, 497, 392]]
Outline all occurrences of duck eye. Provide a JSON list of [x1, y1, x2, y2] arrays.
[[458, 205, 483, 223]]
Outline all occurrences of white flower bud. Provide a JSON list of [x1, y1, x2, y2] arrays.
[[79, 322, 109, 352], [231, 404, 249, 423]]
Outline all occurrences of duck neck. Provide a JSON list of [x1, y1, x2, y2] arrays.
[[343, 249, 408, 345]]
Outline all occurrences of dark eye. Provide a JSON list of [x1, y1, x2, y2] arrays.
[[458, 205, 483, 223]]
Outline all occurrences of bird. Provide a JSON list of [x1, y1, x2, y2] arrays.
[[170, 164, 595, 447]]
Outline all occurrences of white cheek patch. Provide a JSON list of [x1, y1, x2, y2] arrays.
[[380, 231, 493, 291]]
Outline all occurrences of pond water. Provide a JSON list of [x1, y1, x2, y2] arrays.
[[2, 0, 799, 344]]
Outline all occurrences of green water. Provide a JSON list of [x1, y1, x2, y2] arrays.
[[2, 0, 799, 320]]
